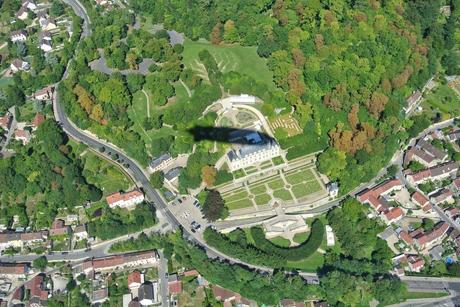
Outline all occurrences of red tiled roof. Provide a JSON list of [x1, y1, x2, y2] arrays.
[[415, 222, 449, 246], [128, 271, 141, 286], [32, 113, 45, 127], [399, 230, 413, 245], [106, 189, 143, 206], [384, 207, 403, 221], [412, 191, 429, 207], [454, 177, 460, 188], [168, 280, 182, 294], [0, 263, 28, 275], [183, 269, 199, 277], [422, 203, 433, 212]]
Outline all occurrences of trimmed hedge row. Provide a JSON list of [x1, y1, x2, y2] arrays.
[[250, 219, 325, 261]]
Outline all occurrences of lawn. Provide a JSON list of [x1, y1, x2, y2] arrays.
[[272, 156, 285, 166], [291, 180, 322, 198], [82, 151, 132, 196], [273, 188, 293, 201], [0, 77, 13, 89], [226, 198, 253, 210], [293, 231, 309, 244], [269, 236, 291, 247], [286, 251, 325, 272], [223, 190, 248, 203], [250, 184, 267, 195], [285, 168, 315, 185], [424, 84, 460, 119], [267, 178, 286, 190], [182, 39, 275, 90], [254, 193, 271, 206], [233, 169, 246, 179]]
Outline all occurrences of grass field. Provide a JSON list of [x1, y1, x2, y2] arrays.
[[273, 188, 293, 201], [285, 168, 315, 185], [269, 236, 291, 247], [225, 198, 253, 210], [254, 193, 271, 206], [286, 251, 325, 272], [223, 190, 248, 203], [0, 77, 13, 89], [292, 180, 322, 198], [293, 231, 309, 244], [402, 291, 448, 300], [424, 84, 460, 119], [182, 39, 275, 89], [82, 151, 132, 196], [250, 184, 267, 195], [267, 178, 286, 190]]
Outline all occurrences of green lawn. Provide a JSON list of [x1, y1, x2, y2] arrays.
[[272, 156, 285, 166], [293, 231, 309, 244], [424, 84, 460, 119], [226, 198, 253, 210], [286, 251, 325, 272], [273, 188, 293, 201], [182, 39, 275, 89], [250, 184, 267, 195], [267, 178, 286, 190], [254, 193, 271, 206], [0, 77, 13, 89], [402, 291, 448, 300], [233, 169, 246, 179], [269, 236, 291, 247], [291, 180, 322, 198], [82, 151, 132, 196], [285, 168, 315, 185], [223, 190, 248, 203]]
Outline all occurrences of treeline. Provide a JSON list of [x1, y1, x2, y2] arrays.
[[109, 232, 174, 258], [0, 120, 102, 230], [87, 202, 156, 240], [203, 219, 324, 268]]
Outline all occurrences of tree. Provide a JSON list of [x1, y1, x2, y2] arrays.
[[201, 165, 217, 187], [422, 218, 435, 231], [210, 23, 222, 45], [33, 256, 48, 271], [223, 20, 239, 43], [149, 171, 164, 188], [202, 190, 226, 222]]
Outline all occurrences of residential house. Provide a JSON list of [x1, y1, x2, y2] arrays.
[[10, 59, 30, 72], [212, 285, 257, 307], [327, 182, 339, 197], [447, 130, 460, 143], [39, 15, 57, 31], [430, 189, 455, 205], [66, 214, 78, 224], [445, 207, 459, 218], [94, 0, 109, 5], [164, 167, 181, 182], [26, 274, 49, 307], [73, 225, 88, 241], [91, 288, 108, 304], [406, 162, 459, 185], [407, 255, 425, 272], [128, 271, 143, 290], [429, 245, 445, 261], [49, 219, 71, 237], [138, 282, 159, 306], [399, 230, 413, 245], [15, 7, 29, 20], [404, 90, 422, 114], [168, 274, 182, 294], [33, 86, 54, 101], [0, 114, 12, 131], [22, 0, 37, 11], [32, 113, 45, 130], [405, 139, 448, 167], [39, 40, 52, 52], [106, 189, 144, 210], [0, 263, 29, 279], [382, 207, 404, 224], [14, 129, 31, 144], [148, 153, 173, 173], [82, 250, 158, 274], [40, 31, 52, 41], [411, 191, 432, 212], [10, 30, 27, 43], [451, 177, 460, 194], [413, 222, 450, 250], [280, 299, 306, 307]]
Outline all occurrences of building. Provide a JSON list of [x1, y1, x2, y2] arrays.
[[413, 222, 450, 249], [227, 131, 281, 171], [26, 274, 49, 307], [446, 130, 460, 143], [148, 153, 173, 173], [22, 0, 37, 10], [39, 15, 57, 31], [32, 113, 45, 130], [128, 271, 143, 290], [10, 59, 30, 72], [164, 167, 181, 182], [0, 263, 29, 279], [49, 219, 71, 237], [404, 139, 448, 167], [451, 177, 460, 194], [91, 288, 108, 304], [212, 285, 257, 306], [39, 40, 52, 52], [404, 90, 422, 114], [0, 231, 48, 252], [327, 182, 339, 197], [445, 207, 459, 218], [0, 114, 12, 131], [94, 0, 110, 6], [82, 250, 158, 274], [106, 189, 144, 209], [15, 7, 29, 20], [325, 225, 335, 247], [10, 30, 27, 43], [40, 31, 52, 41], [407, 255, 425, 272], [411, 191, 432, 212], [430, 189, 455, 205], [138, 282, 159, 305], [168, 274, 182, 294], [406, 162, 459, 185], [14, 129, 31, 144], [33, 86, 54, 101], [382, 207, 404, 224], [73, 225, 88, 241], [429, 245, 445, 261]]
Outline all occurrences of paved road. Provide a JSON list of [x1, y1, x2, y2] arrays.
[[0, 106, 16, 154], [158, 250, 169, 307]]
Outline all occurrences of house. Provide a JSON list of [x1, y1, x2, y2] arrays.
[[138, 282, 159, 305], [128, 271, 143, 290], [91, 288, 108, 304], [280, 299, 306, 307], [106, 189, 144, 209], [413, 222, 450, 249], [40, 31, 52, 41], [447, 130, 460, 143], [399, 230, 413, 245], [66, 214, 79, 224], [411, 191, 432, 212], [148, 153, 173, 173], [429, 245, 445, 261], [445, 207, 459, 218], [32, 113, 45, 130], [82, 250, 158, 274], [183, 269, 199, 277], [226, 132, 281, 171], [33, 86, 54, 101], [164, 167, 181, 182], [14, 129, 31, 144], [382, 207, 404, 224], [357, 179, 403, 207], [39, 40, 52, 52], [451, 177, 460, 194], [26, 274, 49, 307], [404, 90, 422, 114], [212, 285, 257, 306], [15, 7, 29, 20], [10, 59, 30, 72], [168, 274, 182, 294], [327, 182, 339, 197], [39, 16, 57, 31], [22, 0, 37, 11], [0, 263, 29, 279], [95, 0, 109, 5], [404, 139, 448, 167], [49, 219, 71, 237], [10, 30, 27, 43], [430, 189, 455, 205], [0, 114, 12, 131], [73, 225, 88, 241], [406, 162, 459, 185], [407, 255, 425, 272]]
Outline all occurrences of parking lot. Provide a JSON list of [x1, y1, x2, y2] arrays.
[[168, 195, 209, 234]]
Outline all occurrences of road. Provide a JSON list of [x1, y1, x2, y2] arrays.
[[0, 106, 16, 154], [158, 250, 169, 307]]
